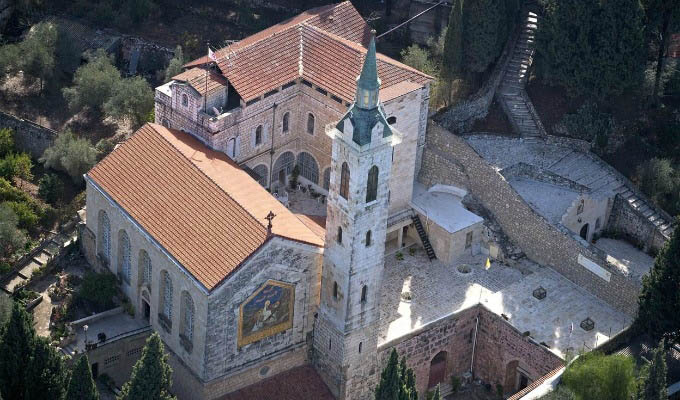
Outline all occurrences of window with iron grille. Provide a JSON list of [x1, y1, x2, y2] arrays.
[[140, 250, 152, 288], [119, 231, 131, 282], [162, 271, 173, 320], [183, 292, 194, 341], [253, 164, 268, 187], [366, 166, 378, 202], [98, 211, 111, 263], [307, 113, 315, 134], [297, 152, 319, 184], [340, 162, 350, 199]]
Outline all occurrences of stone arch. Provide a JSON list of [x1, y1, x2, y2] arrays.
[[428, 351, 448, 388], [273, 151, 295, 185], [282, 112, 290, 133], [253, 164, 268, 187], [97, 210, 111, 264], [580, 223, 589, 240], [296, 151, 319, 184], [118, 230, 131, 282]]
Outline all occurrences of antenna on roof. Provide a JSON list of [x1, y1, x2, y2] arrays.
[[265, 211, 276, 235]]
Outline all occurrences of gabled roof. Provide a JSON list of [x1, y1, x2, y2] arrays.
[[87, 124, 324, 291], [171, 67, 228, 97], [183, 1, 432, 103]]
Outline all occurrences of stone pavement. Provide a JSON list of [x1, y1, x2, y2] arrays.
[[594, 238, 654, 283], [378, 248, 631, 357]]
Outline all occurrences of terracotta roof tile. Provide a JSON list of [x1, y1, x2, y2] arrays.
[[87, 124, 323, 291], [218, 365, 335, 400], [183, 2, 432, 103], [172, 67, 228, 97]]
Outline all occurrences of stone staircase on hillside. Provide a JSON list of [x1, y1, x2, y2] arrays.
[[613, 185, 674, 238], [498, 6, 542, 138]]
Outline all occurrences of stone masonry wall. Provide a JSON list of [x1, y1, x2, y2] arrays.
[[377, 305, 563, 398], [0, 111, 56, 158], [419, 123, 640, 315], [83, 330, 151, 386], [608, 196, 667, 253]]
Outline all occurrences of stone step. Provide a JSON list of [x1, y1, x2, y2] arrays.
[[3, 274, 26, 293], [18, 261, 42, 280]]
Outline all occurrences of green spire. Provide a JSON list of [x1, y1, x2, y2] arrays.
[[357, 34, 380, 92]]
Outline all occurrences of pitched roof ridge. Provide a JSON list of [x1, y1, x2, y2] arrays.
[[305, 24, 434, 80], [146, 123, 269, 233]]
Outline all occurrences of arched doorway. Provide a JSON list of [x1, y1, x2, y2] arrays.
[[580, 223, 589, 240], [273, 151, 295, 185], [504, 360, 519, 394], [428, 351, 447, 388]]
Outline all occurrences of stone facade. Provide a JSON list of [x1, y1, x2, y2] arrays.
[[78, 330, 151, 386], [419, 123, 639, 315], [378, 305, 563, 399], [155, 78, 428, 217], [0, 110, 56, 158], [608, 194, 668, 252]]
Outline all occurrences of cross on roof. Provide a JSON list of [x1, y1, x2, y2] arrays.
[[265, 211, 276, 235]]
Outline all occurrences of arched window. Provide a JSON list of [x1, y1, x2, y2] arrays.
[[139, 250, 152, 289], [253, 164, 268, 187], [337, 226, 343, 244], [181, 94, 188, 107], [98, 210, 111, 264], [255, 125, 263, 145], [361, 285, 367, 303], [366, 165, 379, 202], [307, 113, 315, 134], [226, 138, 236, 159], [181, 292, 195, 346], [387, 116, 397, 125], [323, 168, 331, 191], [296, 152, 319, 184], [333, 281, 338, 299], [273, 151, 295, 184], [340, 162, 350, 199], [282, 112, 290, 133], [359, 342, 362, 353], [365, 230, 372, 247], [160, 271, 173, 329], [118, 230, 131, 283]]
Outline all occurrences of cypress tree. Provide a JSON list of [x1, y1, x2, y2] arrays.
[[375, 349, 401, 400], [637, 223, 680, 345], [442, 0, 464, 82], [0, 303, 36, 400], [67, 354, 99, 400], [431, 384, 442, 400], [641, 340, 668, 400], [24, 337, 68, 400], [462, 0, 505, 73], [405, 368, 418, 400], [117, 333, 177, 400]]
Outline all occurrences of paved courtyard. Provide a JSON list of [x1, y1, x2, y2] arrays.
[[63, 311, 148, 356], [378, 249, 632, 357], [594, 238, 654, 283]]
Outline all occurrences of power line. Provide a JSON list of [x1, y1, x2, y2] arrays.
[[376, 0, 448, 40]]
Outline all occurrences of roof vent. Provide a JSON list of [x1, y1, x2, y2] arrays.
[[532, 286, 547, 300], [580, 317, 595, 331]]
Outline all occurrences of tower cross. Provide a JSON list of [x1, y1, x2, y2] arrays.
[[265, 211, 276, 235]]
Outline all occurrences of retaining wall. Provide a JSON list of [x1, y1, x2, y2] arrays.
[[418, 123, 640, 315], [0, 111, 56, 158]]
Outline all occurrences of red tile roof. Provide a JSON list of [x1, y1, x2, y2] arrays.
[[171, 67, 228, 96], [87, 123, 324, 291], [506, 366, 564, 400], [218, 365, 335, 400], [183, 1, 432, 103]]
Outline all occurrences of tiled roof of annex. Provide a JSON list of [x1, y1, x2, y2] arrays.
[[171, 67, 228, 97], [87, 123, 324, 291], [183, 1, 432, 103]]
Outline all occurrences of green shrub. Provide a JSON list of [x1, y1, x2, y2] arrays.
[[2, 201, 39, 232], [76, 271, 118, 312], [562, 352, 636, 400], [559, 102, 613, 142], [0, 128, 14, 157], [634, 158, 680, 216], [38, 173, 64, 205], [39, 131, 97, 183], [62, 49, 121, 114], [0, 203, 27, 259]]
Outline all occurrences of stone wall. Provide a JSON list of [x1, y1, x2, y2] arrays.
[[419, 123, 640, 315], [377, 305, 563, 398], [82, 329, 151, 386], [0, 111, 56, 158], [608, 196, 667, 253]]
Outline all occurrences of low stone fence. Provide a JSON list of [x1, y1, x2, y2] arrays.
[[0, 111, 56, 158], [419, 123, 640, 315]]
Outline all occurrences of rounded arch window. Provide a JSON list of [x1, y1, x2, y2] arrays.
[[253, 164, 268, 187], [365, 230, 372, 247], [340, 162, 350, 199], [139, 250, 152, 288], [118, 230, 131, 283], [296, 152, 319, 184], [282, 112, 290, 133], [366, 165, 379, 203], [98, 210, 111, 263], [181, 94, 188, 107], [323, 167, 331, 191], [255, 125, 263, 145], [181, 291, 195, 344], [160, 270, 173, 325], [307, 113, 315, 135]]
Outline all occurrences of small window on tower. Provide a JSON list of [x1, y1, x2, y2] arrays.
[[307, 113, 315, 135], [363, 90, 370, 106], [181, 94, 188, 107], [337, 227, 343, 244], [387, 116, 397, 125], [333, 281, 338, 299], [255, 126, 263, 145], [340, 163, 350, 199], [361, 285, 367, 303], [365, 230, 372, 247], [282, 112, 290, 133]]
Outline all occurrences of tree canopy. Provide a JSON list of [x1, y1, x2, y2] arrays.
[[104, 76, 154, 127], [67, 354, 100, 400], [117, 332, 177, 400], [63, 49, 122, 113], [375, 349, 418, 400], [40, 131, 98, 183]]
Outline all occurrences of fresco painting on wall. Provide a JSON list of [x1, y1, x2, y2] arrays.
[[238, 280, 295, 347]]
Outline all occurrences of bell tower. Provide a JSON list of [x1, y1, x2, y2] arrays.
[[313, 34, 396, 399]]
